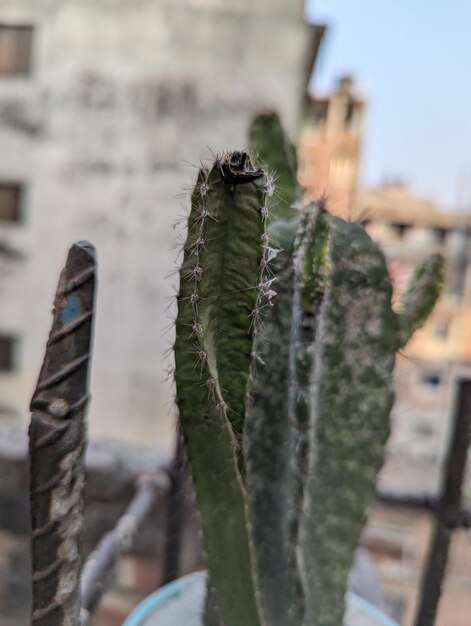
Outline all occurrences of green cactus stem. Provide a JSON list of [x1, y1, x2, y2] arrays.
[[244, 202, 331, 626], [243, 114, 304, 626], [397, 253, 445, 347], [299, 215, 400, 626], [293, 215, 445, 626], [244, 244, 298, 626], [249, 111, 299, 223], [289, 202, 330, 600], [174, 151, 269, 626]]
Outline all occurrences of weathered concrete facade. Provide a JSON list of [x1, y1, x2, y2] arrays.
[[0, 0, 311, 447]]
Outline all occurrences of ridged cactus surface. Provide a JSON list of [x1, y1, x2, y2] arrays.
[[298, 213, 399, 626], [249, 111, 299, 222], [243, 113, 302, 626], [174, 125, 444, 626], [244, 243, 298, 626], [174, 151, 269, 626]]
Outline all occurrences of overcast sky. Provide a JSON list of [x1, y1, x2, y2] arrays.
[[305, 0, 471, 209]]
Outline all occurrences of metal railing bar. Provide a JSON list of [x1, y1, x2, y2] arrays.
[[376, 489, 471, 530], [414, 378, 471, 626], [80, 471, 169, 625]]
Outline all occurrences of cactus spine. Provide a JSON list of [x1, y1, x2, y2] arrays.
[[174, 119, 444, 626]]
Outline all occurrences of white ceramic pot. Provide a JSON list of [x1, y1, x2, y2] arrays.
[[122, 571, 399, 626]]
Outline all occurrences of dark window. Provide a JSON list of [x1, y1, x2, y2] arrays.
[[0, 182, 23, 223], [0, 24, 33, 77], [420, 372, 442, 387], [0, 335, 17, 371], [309, 99, 329, 125], [434, 227, 448, 244], [345, 101, 354, 126], [392, 223, 410, 239]]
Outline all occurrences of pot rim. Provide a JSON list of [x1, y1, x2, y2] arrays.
[[122, 570, 399, 626]]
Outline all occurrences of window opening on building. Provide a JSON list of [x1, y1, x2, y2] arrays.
[[0, 334, 18, 372], [391, 223, 410, 239], [434, 227, 448, 244], [420, 372, 442, 388], [0, 182, 23, 223], [0, 24, 33, 77]]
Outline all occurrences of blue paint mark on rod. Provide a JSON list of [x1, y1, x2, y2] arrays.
[[60, 294, 82, 324]]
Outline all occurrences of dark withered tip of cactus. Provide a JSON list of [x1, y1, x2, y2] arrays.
[[219, 150, 264, 184]]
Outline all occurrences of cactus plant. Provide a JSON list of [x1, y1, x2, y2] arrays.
[[174, 135, 444, 625], [249, 110, 299, 222], [174, 151, 269, 626]]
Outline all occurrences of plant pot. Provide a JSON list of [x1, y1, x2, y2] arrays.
[[122, 571, 399, 626]]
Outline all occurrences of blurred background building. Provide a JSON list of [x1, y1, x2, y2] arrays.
[[0, 4, 325, 625], [299, 74, 365, 215], [0, 0, 316, 447]]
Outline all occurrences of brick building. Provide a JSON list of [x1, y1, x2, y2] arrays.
[[298, 75, 365, 216]]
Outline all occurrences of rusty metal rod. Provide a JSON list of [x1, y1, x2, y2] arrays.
[[376, 489, 471, 529], [80, 472, 169, 624], [29, 241, 96, 626], [414, 378, 471, 626]]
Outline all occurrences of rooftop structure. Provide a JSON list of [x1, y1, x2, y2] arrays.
[[298, 75, 365, 215]]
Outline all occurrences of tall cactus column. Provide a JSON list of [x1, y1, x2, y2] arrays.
[[174, 152, 270, 626], [296, 214, 444, 626], [29, 242, 96, 626], [297, 216, 399, 626]]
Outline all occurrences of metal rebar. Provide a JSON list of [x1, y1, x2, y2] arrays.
[[29, 241, 96, 626], [414, 378, 471, 626], [80, 472, 169, 623], [376, 489, 471, 529]]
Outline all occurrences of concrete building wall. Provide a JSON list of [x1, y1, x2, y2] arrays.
[[0, 0, 311, 448]]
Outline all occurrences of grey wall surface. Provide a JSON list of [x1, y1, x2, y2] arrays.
[[0, 0, 310, 449]]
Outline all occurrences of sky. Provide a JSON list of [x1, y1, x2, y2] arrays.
[[305, 0, 471, 209]]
